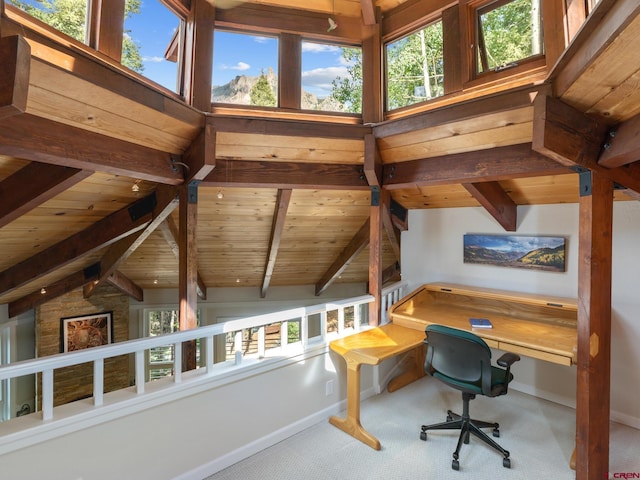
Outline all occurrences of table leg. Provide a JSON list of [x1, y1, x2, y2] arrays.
[[329, 359, 381, 450], [387, 344, 426, 393]]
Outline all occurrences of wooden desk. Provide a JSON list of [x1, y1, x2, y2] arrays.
[[389, 283, 578, 366], [328, 323, 426, 450]]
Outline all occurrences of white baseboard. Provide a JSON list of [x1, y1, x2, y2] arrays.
[[174, 386, 378, 480]]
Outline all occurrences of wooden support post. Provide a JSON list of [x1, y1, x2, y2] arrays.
[[184, 0, 214, 110], [179, 183, 199, 371], [0, 35, 30, 120], [575, 169, 613, 480], [368, 186, 383, 326]]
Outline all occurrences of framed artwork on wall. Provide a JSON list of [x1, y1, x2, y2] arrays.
[[60, 311, 113, 353], [463, 234, 566, 272]]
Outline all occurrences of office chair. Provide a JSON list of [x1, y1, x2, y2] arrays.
[[419, 324, 520, 470]]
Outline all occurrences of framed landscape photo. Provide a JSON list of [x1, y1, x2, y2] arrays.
[[463, 234, 566, 272], [60, 311, 113, 353]]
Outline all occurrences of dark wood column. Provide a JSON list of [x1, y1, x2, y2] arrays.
[[179, 183, 199, 371], [575, 169, 613, 480]]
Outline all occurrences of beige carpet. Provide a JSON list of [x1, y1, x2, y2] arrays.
[[206, 376, 639, 479]]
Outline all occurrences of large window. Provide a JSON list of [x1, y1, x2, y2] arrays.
[[475, 0, 543, 75], [301, 41, 362, 113], [8, 0, 88, 42], [212, 31, 278, 107], [385, 20, 444, 111]]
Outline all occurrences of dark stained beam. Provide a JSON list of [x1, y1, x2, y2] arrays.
[[361, 16, 382, 124], [382, 0, 453, 39], [598, 113, 640, 168], [201, 159, 369, 190], [381, 195, 400, 261], [389, 197, 408, 231], [383, 143, 571, 189], [83, 186, 179, 298], [0, 193, 157, 296], [0, 163, 92, 228], [374, 84, 549, 138], [0, 114, 184, 184], [363, 134, 382, 187], [183, 0, 215, 111], [107, 270, 143, 302], [158, 216, 207, 300], [211, 115, 370, 140], [179, 184, 199, 371], [360, 0, 376, 25], [462, 181, 517, 231], [315, 219, 370, 296], [261, 189, 292, 298], [575, 170, 613, 480], [0, 35, 30, 119], [533, 95, 640, 194], [182, 117, 216, 183], [382, 261, 401, 285], [8, 263, 101, 318], [214, 3, 362, 42], [279, 33, 302, 109]]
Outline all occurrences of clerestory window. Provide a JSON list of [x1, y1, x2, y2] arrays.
[[474, 0, 544, 75]]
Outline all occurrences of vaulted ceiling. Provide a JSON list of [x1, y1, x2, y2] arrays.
[[1, 0, 639, 315]]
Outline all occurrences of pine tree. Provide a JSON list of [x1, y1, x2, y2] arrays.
[[250, 70, 277, 107]]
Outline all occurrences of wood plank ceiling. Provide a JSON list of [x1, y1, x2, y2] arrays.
[[1, 0, 639, 311]]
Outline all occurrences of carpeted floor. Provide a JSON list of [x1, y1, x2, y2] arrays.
[[205, 376, 640, 479]]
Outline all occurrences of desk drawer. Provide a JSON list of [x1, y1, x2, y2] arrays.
[[498, 342, 573, 366]]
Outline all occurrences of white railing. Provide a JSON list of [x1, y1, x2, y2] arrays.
[[0, 282, 404, 449]]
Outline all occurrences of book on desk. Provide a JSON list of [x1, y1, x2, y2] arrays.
[[469, 317, 493, 329]]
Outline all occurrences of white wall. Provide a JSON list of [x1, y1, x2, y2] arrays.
[[401, 202, 640, 426]]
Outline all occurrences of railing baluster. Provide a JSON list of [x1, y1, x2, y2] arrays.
[[174, 343, 182, 383], [282, 320, 288, 348], [206, 336, 214, 373], [258, 326, 265, 358], [320, 311, 327, 342], [337, 307, 345, 334], [301, 314, 308, 347], [42, 369, 53, 421], [135, 350, 145, 394], [94, 359, 104, 406]]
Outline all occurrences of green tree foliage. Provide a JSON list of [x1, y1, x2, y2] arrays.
[[8, 0, 144, 72], [477, 0, 541, 72], [250, 70, 277, 107], [329, 47, 363, 113]]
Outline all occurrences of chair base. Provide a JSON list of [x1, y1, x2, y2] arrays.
[[420, 393, 511, 470]]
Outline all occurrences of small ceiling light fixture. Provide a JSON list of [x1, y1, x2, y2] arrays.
[[40, 287, 47, 294], [217, 190, 224, 200], [131, 181, 141, 193], [153, 279, 158, 285], [236, 278, 241, 283]]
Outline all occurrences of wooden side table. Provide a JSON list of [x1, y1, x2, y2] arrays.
[[328, 323, 426, 450]]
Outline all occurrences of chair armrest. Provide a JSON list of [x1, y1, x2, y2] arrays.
[[497, 352, 521, 368]]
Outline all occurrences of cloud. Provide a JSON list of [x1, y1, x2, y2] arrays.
[[221, 62, 251, 71], [143, 56, 165, 63], [301, 66, 349, 96], [254, 36, 274, 44], [301, 42, 340, 54]]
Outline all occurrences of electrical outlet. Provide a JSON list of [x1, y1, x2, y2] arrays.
[[325, 379, 334, 396]]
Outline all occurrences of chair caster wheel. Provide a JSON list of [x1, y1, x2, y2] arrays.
[[492, 428, 500, 437], [452, 459, 460, 470], [420, 431, 427, 441], [503, 457, 511, 468]]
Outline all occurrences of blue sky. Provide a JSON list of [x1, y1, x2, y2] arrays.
[[464, 235, 565, 253], [125, 1, 352, 98]]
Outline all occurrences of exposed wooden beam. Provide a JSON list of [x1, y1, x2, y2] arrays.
[[382, 261, 401, 285], [179, 184, 199, 371], [363, 134, 382, 187], [211, 115, 370, 139], [381, 195, 400, 261], [0, 114, 184, 184], [389, 197, 408, 231], [0, 35, 30, 119], [462, 181, 517, 231], [315, 219, 370, 296], [182, 117, 216, 183], [279, 33, 302, 110], [0, 193, 157, 296], [214, 3, 363, 42], [575, 170, 613, 480], [361, 15, 382, 123], [368, 188, 384, 325], [158, 216, 207, 300], [383, 143, 571, 189], [381, 0, 453, 39], [183, 0, 215, 111], [0, 163, 92, 228], [83, 186, 179, 298], [8, 263, 102, 318], [107, 270, 143, 302], [360, 0, 376, 25], [374, 85, 548, 138], [533, 95, 640, 194], [200, 159, 369, 190], [598, 113, 640, 168], [261, 189, 292, 298]]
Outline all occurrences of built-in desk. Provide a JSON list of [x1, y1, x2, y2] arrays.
[[329, 283, 578, 455], [389, 283, 578, 366]]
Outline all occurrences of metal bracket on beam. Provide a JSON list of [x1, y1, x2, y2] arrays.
[[188, 180, 200, 204], [571, 166, 592, 197], [371, 186, 380, 206]]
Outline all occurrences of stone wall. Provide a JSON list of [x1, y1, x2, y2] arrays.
[[36, 285, 130, 406]]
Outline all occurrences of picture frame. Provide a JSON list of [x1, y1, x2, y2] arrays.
[[463, 234, 566, 272], [60, 311, 113, 353]]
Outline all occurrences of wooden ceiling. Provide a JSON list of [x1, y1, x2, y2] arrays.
[[1, 0, 639, 312]]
